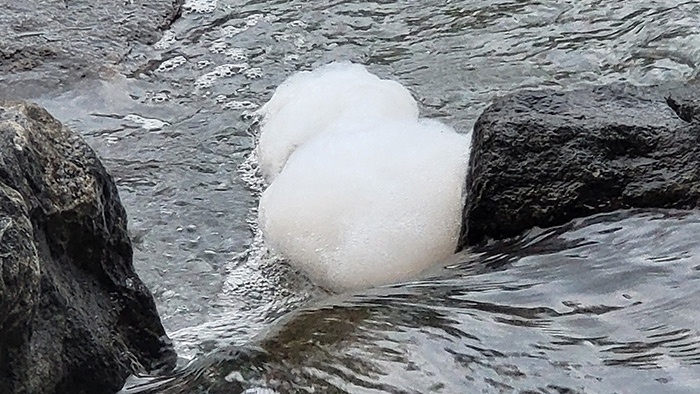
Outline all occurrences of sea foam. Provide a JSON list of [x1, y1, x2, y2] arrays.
[[256, 62, 470, 291], [256, 62, 419, 181]]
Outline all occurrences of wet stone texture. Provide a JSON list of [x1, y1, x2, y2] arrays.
[[0, 101, 175, 394], [462, 83, 700, 246], [0, 0, 183, 98]]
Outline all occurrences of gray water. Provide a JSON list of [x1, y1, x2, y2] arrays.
[[30, 0, 700, 392], [124, 210, 700, 393]]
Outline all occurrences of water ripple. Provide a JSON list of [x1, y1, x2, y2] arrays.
[[29, 0, 700, 392]]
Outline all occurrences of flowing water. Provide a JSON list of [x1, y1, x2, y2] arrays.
[[27, 0, 700, 392]]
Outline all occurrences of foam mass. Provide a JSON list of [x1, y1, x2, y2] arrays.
[[256, 62, 419, 182], [256, 62, 470, 291]]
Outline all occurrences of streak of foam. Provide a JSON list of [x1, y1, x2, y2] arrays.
[[166, 127, 323, 362], [223, 100, 259, 111], [156, 56, 187, 73], [123, 114, 170, 131], [194, 63, 249, 89], [182, 0, 217, 14], [225, 48, 248, 61], [153, 30, 176, 50]]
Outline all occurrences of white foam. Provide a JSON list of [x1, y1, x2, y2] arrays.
[[256, 62, 470, 291], [256, 62, 419, 182], [194, 63, 248, 89], [156, 56, 187, 73], [182, 0, 217, 14], [123, 114, 169, 131]]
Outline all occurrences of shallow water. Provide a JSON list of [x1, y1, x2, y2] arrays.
[[25, 0, 700, 392], [122, 209, 700, 393]]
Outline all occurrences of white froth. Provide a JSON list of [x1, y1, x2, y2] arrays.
[[256, 62, 470, 292], [256, 62, 419, 182], [123, 114, 169, 131], [183, 0, 217, 14]]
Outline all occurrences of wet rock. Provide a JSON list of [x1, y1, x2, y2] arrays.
[[462, 83, 700, 246], [0, 101, 175, 394], [0, 0, 183, 98]]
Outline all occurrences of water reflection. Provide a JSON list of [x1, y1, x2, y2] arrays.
[[119, 210, 700, 393]]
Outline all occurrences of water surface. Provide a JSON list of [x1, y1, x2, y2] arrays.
[[28, 0, 700, 392]]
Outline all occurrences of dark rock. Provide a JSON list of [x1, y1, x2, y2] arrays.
[[0, 0, 183, 98], [461, 83, 700, 246], [0, 101, 175, 394]]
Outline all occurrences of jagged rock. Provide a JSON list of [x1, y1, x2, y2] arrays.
[[0, 101, 175, 394], [461, 83, 700, 246]]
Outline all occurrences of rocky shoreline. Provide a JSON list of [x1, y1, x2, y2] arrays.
[[0, 1, 184, 393], [0, 101, 175, 393]]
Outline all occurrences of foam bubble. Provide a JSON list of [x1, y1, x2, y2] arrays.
[[209, 41, 228, 53], [183, 0, 217, 14], [223, 100, 259, 110], [245, 14, 264, 27], [256, 62, 470, 291], [256, 62, 419, 182], [221, 25, 246, 38], [156, 56, 187, 73], [244, 67, 263, 79], [123, 114, 169, 131], [153, 30, 176, 50], [194, 63, 248, 89], [225, 48, 248, 62]]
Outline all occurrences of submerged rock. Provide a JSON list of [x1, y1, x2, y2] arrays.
[[0, 101, 175, 394], [462, 83, 700, 246], [0, 0, 183, 98]]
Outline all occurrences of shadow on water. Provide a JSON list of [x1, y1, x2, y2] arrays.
[[122, 209, 700, 393]]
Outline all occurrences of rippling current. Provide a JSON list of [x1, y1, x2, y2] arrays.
[[31, 0, 700, 392]]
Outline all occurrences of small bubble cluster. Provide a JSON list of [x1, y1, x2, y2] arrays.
[[197, 60, 213, 69], [124, 114, 170, 131], [246, 14, 264, 27], [153, 30, 177, 50], [220, 26, 245, 38], [225, 48, 248, 62], [182, 0, 217, 14], [156, 55, 187, 73], [243, 68, 263, 79], [287, 20, 308, 29], [194, 63, 249, 89], [223, 100, 259, 110], [140, 91, 171, 104], [209, 41, 228, 53], [154, 11, 312, 115]]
